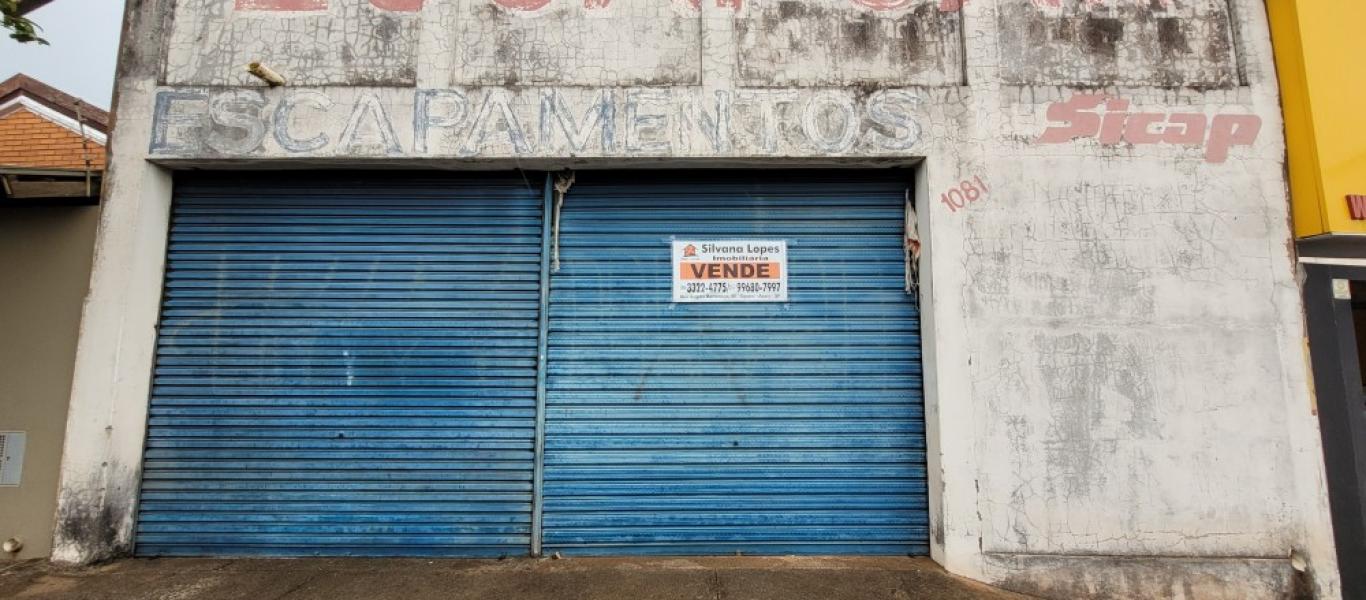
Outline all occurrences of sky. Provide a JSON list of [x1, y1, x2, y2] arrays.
[[1, 0, 128, 110]]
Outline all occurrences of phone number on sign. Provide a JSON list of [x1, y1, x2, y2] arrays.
[[685, 282, 731, 294], [736, 282, 782, 293]]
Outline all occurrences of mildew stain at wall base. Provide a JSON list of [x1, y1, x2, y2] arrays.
[[51, 473, 135, 563]]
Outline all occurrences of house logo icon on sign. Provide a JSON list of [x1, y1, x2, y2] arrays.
[[683, 244, 698, 258]]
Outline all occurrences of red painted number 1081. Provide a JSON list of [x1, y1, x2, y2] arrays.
[[940, 176, 988, 212]]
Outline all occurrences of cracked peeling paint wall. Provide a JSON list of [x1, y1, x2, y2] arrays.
[[164, 0, 421, 85], [963, 153, 1301, 557], [57, 0, 1341, 597], [996, 0, 1240, 87], [735, 0, 962, 86], [935, 2, 1338, 595], [445, 0, 702, 86]]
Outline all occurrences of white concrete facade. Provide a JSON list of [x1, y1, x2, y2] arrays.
[[54, 0, 1341, 597]]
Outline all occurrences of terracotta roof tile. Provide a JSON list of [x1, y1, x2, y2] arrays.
[[0, 106, 106, 170], [0, 73, 109, 131]]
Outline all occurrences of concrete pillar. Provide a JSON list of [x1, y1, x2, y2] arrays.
[[49, 0, 175, 563]]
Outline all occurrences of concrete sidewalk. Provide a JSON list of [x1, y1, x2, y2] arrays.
[[0, 556, 1033, 600]]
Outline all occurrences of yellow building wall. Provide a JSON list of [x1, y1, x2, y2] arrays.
[[1268, 0, 1366, 238]]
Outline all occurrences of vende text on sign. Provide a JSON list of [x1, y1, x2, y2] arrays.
[[672, 240, 788, 303]]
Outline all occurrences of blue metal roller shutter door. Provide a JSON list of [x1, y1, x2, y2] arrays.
[[136, 174, 543, 557], [543, 172, 928, 556]]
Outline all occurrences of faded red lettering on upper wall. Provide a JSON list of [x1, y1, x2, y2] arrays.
[[561, 0, 740, 11], [369, 0, 423, 10], [1037, 94, 1262, 164], [849, 0, 917, 10], [491, 0, 553, 10], [1029, 0, 1173, 7], [235, 0, 327, 9], [234, 0, 422, 10], [1203, 115, 1261, 163]]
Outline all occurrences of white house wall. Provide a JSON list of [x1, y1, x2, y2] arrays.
[[53, 0, 1341, 597]]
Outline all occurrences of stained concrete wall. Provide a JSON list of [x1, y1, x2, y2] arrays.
[[0, 205, 99, 559], [54, 0, 1341, 597]]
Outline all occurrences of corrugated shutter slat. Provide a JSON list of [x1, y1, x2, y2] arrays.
[[542, 172, 929, 556], [136, 174, 542, 558]]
